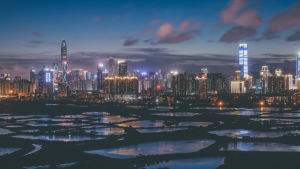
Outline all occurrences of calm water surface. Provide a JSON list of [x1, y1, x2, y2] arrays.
[[209, 129, 300, 138], [261, 113, 300, 118], [13, 135, 105, 141], [137, 127, 188, 133], [0, 147, 21, 156], [144, 157, 225, 169], [85, 128, 125, 135], [0, 128, 15, 135], [220, 142, 300, 152], [217, 111, 268, 116], [150, 112, 201, 117], [85, 139, 215, 158]]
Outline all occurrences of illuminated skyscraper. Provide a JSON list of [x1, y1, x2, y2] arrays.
[[239, 43, 248, 78], [97, 64, 104, 92], [109, 54, 114, 77], [118, 61, 127, 77], [297, 53, 300, 77], [30, 62, 35, 83], [61, 40, 68, 83]]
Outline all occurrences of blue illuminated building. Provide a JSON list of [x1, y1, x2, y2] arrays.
[[239, 43, 248, 78], [296, 53, 300, 77]]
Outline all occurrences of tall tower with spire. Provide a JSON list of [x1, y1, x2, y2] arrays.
[[30, 62, 35, 82], [61, 39, 68, 82], [109, 53, 114, 77]]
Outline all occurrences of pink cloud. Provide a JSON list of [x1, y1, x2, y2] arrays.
[[267, 3, 300, 33], [32, 32, 43, 37], [233, 9, 263, 28], [220, 0, 247, 23], [193, 22, 201, 28], [155, 23, 173, 38], [150, 19, 160, 25], [178, 18, 193, 31], [93, 16, 101, 21]]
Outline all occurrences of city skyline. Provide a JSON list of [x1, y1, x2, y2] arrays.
[[0, 0, 300, 79]]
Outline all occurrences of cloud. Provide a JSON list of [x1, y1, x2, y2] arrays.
[[32, 32, 43, 37], [139, 28, 153, 35], [233, 9, 263, 28], [286, 30, 300, 41], [178, 18, 193, 31], [155, 23, 173, 38], [266, 3, 300, 33], [150, 19, 160, 25], [122, 48, 169, 53], [123, 39, 139, 46], [262, 53, 294, 58], [220, 0, 247, 23], [151, 30, 200, 44], [193, 22, 201, 28], [93, 16, 101, 21], [220, 26, 257, 42]]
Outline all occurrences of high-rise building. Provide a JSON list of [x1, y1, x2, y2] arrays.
[[14, 76, 21, 82], [207, 73, 223, 93], [118, 61, 127, 77], [267, 76, 285, 94], [239, 43, 248, 78], [109, 54, 114, 77], [30, 62, 35, 82], [231, 81, 246, 93], [235, 70, 241, 81], [97, 64, 104, 92], [105, 76, 138, 94], [296, 53, 300, 77], [61, 40, 68, 83], [260, 66, 273, 94], [275, 67, 282, 77], [172, 72, 188, 96]]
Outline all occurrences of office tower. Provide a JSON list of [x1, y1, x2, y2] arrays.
[[231, 81, 246, 93], [275, 67, 282, 77], [86, 72, 92, 90], [70, 68, 82, 90], [118, 61, 127, 77], [13, 81, 19, 94], [53, 63, 58, 82], [198, 76, 207, 99], [244, 75, 253, 90], [104, 76, 138, 94], [109, 54, 114, 77], [267, 76, 285, 94], [207, 73, 223, 94], [172, 72, 188, 96], [283, 74, 293, 90], [97, 64, 104, 92], [239, 43, 248, 78], [4, 74, 10, 81], [201, 68, 208, 74], [61, 40, 68, 83], [58, 83, 67, 97], [297, 53, 300, 77], [14, 76, 21, 82], [260, 66, 273, 94], [30, 62, 35, 82], [43, 70, 53, 95], [256, 79, 263, 92], [235, 70, 241, 81]]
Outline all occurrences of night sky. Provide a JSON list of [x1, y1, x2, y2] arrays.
[[1, 0, 300, 80]]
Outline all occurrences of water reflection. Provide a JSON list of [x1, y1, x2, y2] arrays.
[[220, 142, 300, 152], [209, 129, 300, 138], [85, 139, 215, 158], [148, 106, 178, 111], [23, 144, 42, 156], [25, 123, 89, 127], [82, 112, 110, 116], [150, 112, 201, 117], [144, 157, 226, 169], [217, 111, 267, 116], [0, 128, 15, 135], [92, 116, 137, 123], [261, 113, 300, 118], [4, 125, 23, 128], [85, 128, 125, 135], [0, 147, 21, 156], [137, 127, 188, 133], [55, 115, 89, 118], [117, 120, 165, 128], [13, 135, 105, 141]]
